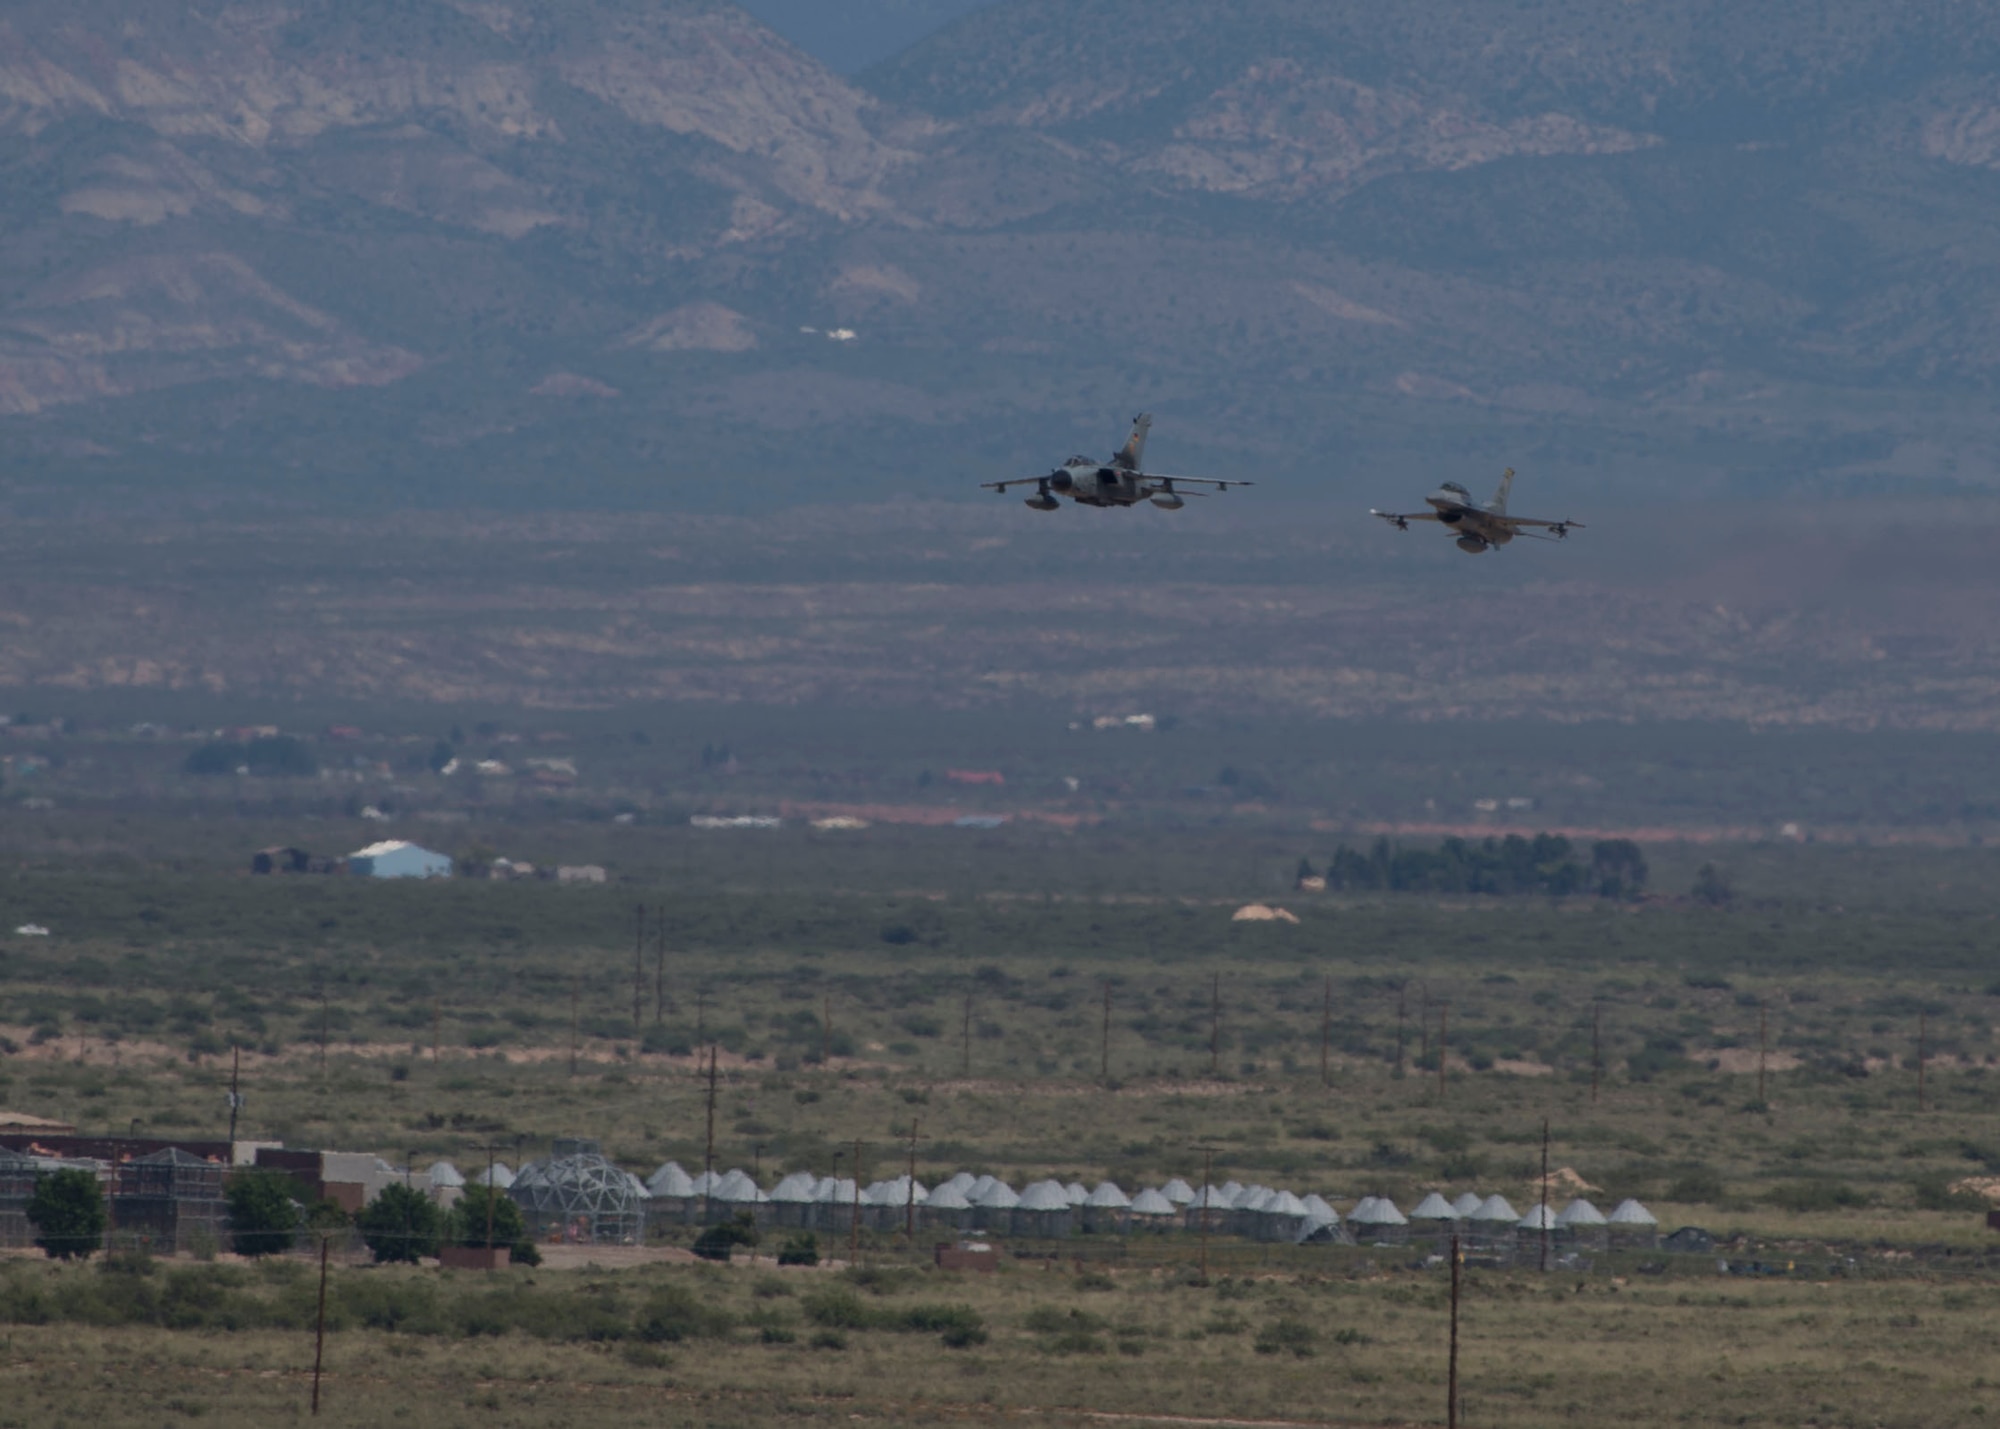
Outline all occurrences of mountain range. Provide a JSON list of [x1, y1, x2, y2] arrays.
[[4, 0, 2000, 510]]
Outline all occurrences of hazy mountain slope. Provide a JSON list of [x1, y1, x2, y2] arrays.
[[3, 0, 2000, 507], [736, 0, 999, 73]]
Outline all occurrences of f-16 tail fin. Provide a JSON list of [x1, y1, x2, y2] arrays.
[[1490, 467, 1515, 514], [1112, 413, 1152, 471]]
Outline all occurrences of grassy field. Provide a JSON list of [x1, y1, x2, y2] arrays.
[[3, 1247, 1999, 1428], [4, 829, 2000, 1425]]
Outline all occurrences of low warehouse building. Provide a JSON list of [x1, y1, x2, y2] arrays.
[[347, 840, 452, 879]]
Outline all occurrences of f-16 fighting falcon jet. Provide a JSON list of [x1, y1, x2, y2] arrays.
[[982, 414, 1250, 510], [1370, 468, 1582, 554]]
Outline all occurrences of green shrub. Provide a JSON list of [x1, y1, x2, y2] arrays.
[[691, 1212, 758, 1263], [1911, 1176, 1988, 1213], [636, 1282, 735, 1343], [449, 1187, 524, 1249], [776, 1233, 819, 1267], [225, 1171, 299, 1257], [28, 1169, 106, 1260], [1254, 1317, 1317, 1358], [1766, 1180, 1869, 1213], [356, 1184, 441, 1265], [802, 1285, 872, 1329]]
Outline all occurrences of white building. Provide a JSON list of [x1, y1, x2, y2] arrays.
[[347, 840, 452, 878]]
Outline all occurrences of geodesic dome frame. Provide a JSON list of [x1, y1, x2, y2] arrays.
[[508, 1151, 647, 1246]]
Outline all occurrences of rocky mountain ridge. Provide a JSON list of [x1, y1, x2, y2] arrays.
[[2, 0, 1999, 506]]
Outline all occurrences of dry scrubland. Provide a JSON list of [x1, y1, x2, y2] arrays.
[[4, 832, 2000, 1424], [3, 1254, 2000, 1428]]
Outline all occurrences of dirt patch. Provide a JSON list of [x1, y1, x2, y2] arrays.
[[1702, 1048, 1803, 1074], [1491, 1059, 1554, 1077]]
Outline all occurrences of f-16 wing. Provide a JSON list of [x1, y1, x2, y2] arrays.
[[1370, 508, 1442, 530], [1494, 515, 1585, 538]]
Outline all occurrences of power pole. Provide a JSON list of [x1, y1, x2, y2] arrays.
[[654, 906, 666, 1026], [311, 1232, 330, 1416], [1591, 1001, 1602, 1105], [1100, 981, 1113, 1083], [849, 1138, 863, 1266], [1418, 980, 1430, 1080], [1757, 1000, 1769, 1106], [1437, 1003, 1450, 1101], [904, 1118, 921, 1240], [1209, 973, 1221, 1077], [1918, 1013, 1929, 1113], [703, 1045, 720, 1185], [1319, 976, 1332, 1088], [631, 903, 645, 1031], [1198, 1146, 1215, 1282], [468, 1141, 508, 1257], [1447, 1233, 1462, 1429], [1538, 1117, 1551, 1273], [228, 1040, 243, 1144]]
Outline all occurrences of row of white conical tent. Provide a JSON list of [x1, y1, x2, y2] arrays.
[[1341, 1191, 1659, 1235]]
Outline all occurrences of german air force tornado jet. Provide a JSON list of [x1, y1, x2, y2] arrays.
[[982, 414, 1249, 510], [1370, 468, 1583, 554]]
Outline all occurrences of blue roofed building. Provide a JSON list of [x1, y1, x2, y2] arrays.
[[347, 840, 452, 879]]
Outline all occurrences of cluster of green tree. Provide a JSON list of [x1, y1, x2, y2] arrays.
[[1302, 835, 1648, 898], [355, 1184, 538, 1265], [183, 735, 317, 777]]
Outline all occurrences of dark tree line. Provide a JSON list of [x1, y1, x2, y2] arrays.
[[1301, 835, 1648, 898]]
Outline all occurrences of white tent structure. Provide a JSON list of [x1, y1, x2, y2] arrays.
[[1064, 1181, 1090, 1206], [812, 1176, 858, 1233], [473, 1162, 516, 1189], [1296, 1210, 1356, 1246], [1607, 1198, 1659, 1248], [1555, 1196, 1608, 1250], [1014, 1179, 1075, 1237], [1127, 1187, 1177, 1228], [1255, 1189, 1310, 1242], [971, 1178, 1018, 1232], [1082, 1181, 1131, 1234], [1301, 1194, 1338, 1223], [426, 1160, 466, 1209], [1160, 1178, 1196, 1206], [1451, 1191, 1485, 1217], [1468, 1193, 1519, 1249], [769, 1172, 819, 1228], [1347, 1195, 1409, 1245], [1410, 1192, 1458, 1222], [922, 1180, 973, 1231]]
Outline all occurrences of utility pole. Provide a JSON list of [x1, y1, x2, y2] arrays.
[[469, 1141, 507, 1258], [1591, 1001, 1602, 1105], [1100, 982, 1113, 1083], [1209, 974, 1220, 1077], [654, 906, 666, 1025], [1419, 980, 1430, 1079], [632, 903, 645, 1031], [1538, 1117, 1551, 1273], [1319, 976, 1332, 1088], [1198, 1146, 1215, 1282], [904, 1119, 921, 1240], [1437, 1003, 1450, 1101], [703, 1045, 720, 1186], [962, 993, 972, 1077], [1757, 1000, 1769, 1106], [1918, 1013, 1929, 1113], [311, 1232, 330, 1416], [226, 1045, 242, 1145], [849, 1138, 863, 1266], [1447, 1233, 1462, 1429]]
